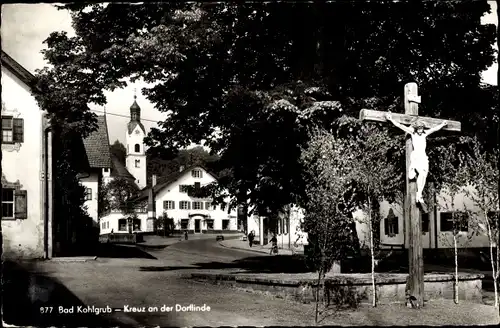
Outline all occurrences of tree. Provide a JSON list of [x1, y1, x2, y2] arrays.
[[101, 177, 139, 214], [110, 139, 126, 165], [437, 146, 471, 304], [350, 123, 401, 307], [148, 146, 220, 181], [51, 128, 96, 254], [155, 212, 175, 237], [300, 128, 363, 322], [460, 139, 499, 308], [37, 2, 496, 225]]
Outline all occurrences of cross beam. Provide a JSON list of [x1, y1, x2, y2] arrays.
[[359, 83, 462, 309], [359, 109, 461, 132]]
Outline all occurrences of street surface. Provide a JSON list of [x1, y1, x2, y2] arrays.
[[3, 236, 499, 327]]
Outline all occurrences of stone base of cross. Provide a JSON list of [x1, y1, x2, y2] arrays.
[[359, 82, 461, 308]]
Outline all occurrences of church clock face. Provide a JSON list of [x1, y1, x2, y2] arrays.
[[135, 130, 140, 135]]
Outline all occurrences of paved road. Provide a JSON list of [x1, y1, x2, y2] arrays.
[[4, 238, 498, 327], [4, 238, 318, 327]]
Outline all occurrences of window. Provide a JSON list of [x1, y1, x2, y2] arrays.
[[135, 144, 140, 153], [440, 212, 468, 232], [133, 218, 141, 231], [103, 168, 109, 173], [421, 213, 429, 233], [106, 221, 109, 229], [192, 201, 203, 210], [163, 200, 175, 210], [179, 185, 189, 193], [180, 201, 190, 210], [181, 219, 189, 230], [135, 159, 140, 168], [206, 219, 214, 230], [84, 188, 92, 201], [118, 219, 127, 231], [205, 202, 211, 210], [1, 116, 23, 144], [222, 219, 230, 230], [194, 182, 201, 189], [2, 188, 14, 218], [384, 209, 399, 237], [192, 169, 203, 178]]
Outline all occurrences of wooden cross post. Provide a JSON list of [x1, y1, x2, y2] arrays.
[[359, 82, 461, 308]]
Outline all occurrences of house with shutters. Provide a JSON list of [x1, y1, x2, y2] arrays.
[[99, 165, 238, 234], [81, 115, 113, 231], [81, 113, 139, 234], [371, 188, 495, 250], [1, 50, 55, 259]]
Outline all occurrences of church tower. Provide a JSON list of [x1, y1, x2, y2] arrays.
[[126, 91, 147, 189]]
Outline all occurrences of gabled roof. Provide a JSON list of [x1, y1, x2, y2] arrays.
[[127, 121, 146, 135], [83, 115, 112, 168], [110, 154, 135, 180], [133, 164, 219, 202], [1, 50, 38, 90]]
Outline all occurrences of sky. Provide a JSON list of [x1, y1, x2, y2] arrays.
[[1, 2, 498, 146]]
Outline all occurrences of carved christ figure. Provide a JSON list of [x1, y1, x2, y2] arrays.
[[386, 112, 447, 204]]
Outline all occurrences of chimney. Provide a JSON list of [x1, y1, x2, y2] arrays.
[[179, 165, 185, 172]]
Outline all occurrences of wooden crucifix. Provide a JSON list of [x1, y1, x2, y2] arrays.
[[359, 82, 461, 308]]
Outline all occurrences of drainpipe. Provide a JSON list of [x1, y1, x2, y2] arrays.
[[43, 123, 52, 259]]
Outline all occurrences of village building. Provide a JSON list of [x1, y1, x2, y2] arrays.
[[247, 184, 496, 252], [1, 50, 55, 259], [81, 115, 113, 229], [100, 164, 239, 235], [373, 187, 495, 250]]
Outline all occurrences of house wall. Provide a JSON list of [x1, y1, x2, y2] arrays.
[[245, 205, 309, 246], [1, 66, 47, 259], [244, 184, 494, 250], [375, 185, 493, 249], [125, 125, 147, 189], [154, 167, 237, 232], [99, 211, 148, 235], [80, 171, 99, 226]]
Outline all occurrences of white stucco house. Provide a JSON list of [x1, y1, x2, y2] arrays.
[[100, 165, 238, 235], [246, 204, 309, 247], [244, 182, 496, 251], [1, 50, 54, 259], [81, 115, 113, 229], [368, 186, 497, 250]]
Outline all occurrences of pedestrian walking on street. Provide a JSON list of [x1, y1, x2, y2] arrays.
[[270, 233, 278, 255], [184, 230, 188, 240], [248, 230, 254, 247]]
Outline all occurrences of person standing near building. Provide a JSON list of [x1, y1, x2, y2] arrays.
[[248, 230, 254, 247]]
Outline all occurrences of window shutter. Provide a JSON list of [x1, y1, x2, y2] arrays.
[[384, 218, 389, 235], [172, 201, 175, 210], [163, 201, 168, 209], [15, 189, 27, 219], [188, 202, 191, 210], [13, 118, 24, 143], [394, 217, 399, 234], [200, 171, 203, 178]]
